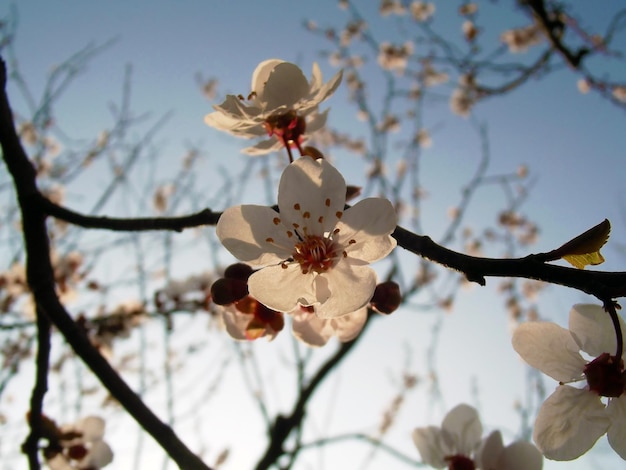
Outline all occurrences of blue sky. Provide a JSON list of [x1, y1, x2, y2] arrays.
[[1, 1, 625, 469]]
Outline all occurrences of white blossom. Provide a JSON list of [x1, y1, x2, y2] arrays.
[[205, 59, 342, 155], [512, 304, 626, 461], [413, 404, 542, 469], [377, 42, 414, 75], [52, 416, 114, 469], [612, 85, 626, 103], [501, 25, 543, 53], [216, 157, 397, 318], [410, 1, 435, 22]]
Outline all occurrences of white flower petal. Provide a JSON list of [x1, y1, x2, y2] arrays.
[[242, 137, 282, 155], [46, 455, 73, 470], [512, 322, 586, 382], [412, 426, 447, 468], [251, 59, 283, 94], [220, 305, 251, 340], [476, 430, 504, 470], [309, 62, 323, 94], [569, 303, 625, 358], [291, 310, 330, 347], [497, 440, 543, 470], [278, 157, 346, 235], [441, 404, 482, 457], [607, 396, 626, 459], [533, 385, 609, 461], [248, 264, 317, 312], [77, 416, 106, 441], [327, 306, 368, 342], [314, 262, 376, 318], [310, 67, 343, 105], [80, 440, 114, 468], [335, 198, 397, 263], [262, 62, 310, 110], [216, 205, 291, 266], [304, 108, 329, 133]]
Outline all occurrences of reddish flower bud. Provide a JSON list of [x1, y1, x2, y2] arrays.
[[224, 263, 254, 281], [211, 278, 248, 305], [370, 281, 402, 314]]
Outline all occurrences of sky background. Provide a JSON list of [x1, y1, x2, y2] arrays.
[[0, 1, 625, 469]]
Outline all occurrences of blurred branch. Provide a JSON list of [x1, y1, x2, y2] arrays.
[[21, 306, 51, 470], [254, 313, 373, 470], [299, 433, 422, 467]]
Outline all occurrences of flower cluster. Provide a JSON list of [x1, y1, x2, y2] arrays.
[[413, 404, 542, 469], [205, 59, 342, 158], [216, 156, 397, 319], [512, 303, 626, 461]]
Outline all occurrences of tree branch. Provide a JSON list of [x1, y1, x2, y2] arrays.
[[40, 196, 220, 232]]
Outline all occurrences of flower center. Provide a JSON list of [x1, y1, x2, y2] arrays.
[[292, 235, 339, 274], [445, 455, 476, 470], [584, 352, 626, 397], [264, 110, 306, 146]]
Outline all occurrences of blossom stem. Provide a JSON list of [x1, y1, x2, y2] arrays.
[[283, 136, 294, 163], [605, 300, 623, 359]]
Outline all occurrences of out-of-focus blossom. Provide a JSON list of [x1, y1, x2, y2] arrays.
[[153, 183, 175, 213], [512, 304, 626, 461], [501, 24, 543, 53], [46, 416, 113, 470], [410, 1, 435, 22], [205, 59, 342, 156], [377, 114, 401, 133], [462, 20, 479, 42], [450, 74, 478, 117], [459, 3, 478, 16], [414, 129, 432, 148], [217, 156, 397, 318], [378, 42, 414, 75], [340, 20, 367, 46], [379, 0, 406, 16], [18, 121, 38, 146], [577, 79, 591, 94], [420, 62, 449, 88], [87, 300, 146, 356], [612, 85, 626, 103], [413, 404, 542, 469]]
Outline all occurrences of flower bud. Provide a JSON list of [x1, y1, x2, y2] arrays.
[[224, 263, 254, 281], [370, 281, 401, 314], [210, 278, 248, 305]]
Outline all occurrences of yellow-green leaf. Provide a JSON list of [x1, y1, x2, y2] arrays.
[[555, 219, 611, 269], [562, 252, 605, 269]]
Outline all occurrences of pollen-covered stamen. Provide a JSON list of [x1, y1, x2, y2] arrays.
[[292, 235, 340, 274]]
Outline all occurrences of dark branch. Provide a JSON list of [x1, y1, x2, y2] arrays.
[[41, 196, 220, 232]]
